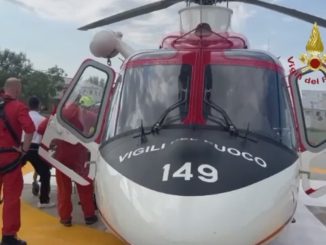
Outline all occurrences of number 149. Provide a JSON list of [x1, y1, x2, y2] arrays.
[[162, 162, 218, 183]]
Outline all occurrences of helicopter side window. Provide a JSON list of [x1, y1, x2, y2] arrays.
[[105, 75, 123, 139], [114, 64, 191, 136], [296, 70, 326, 148], [203, 65, 296, 149], [278, 76, 297, 150], [60, 66, 109, 138]]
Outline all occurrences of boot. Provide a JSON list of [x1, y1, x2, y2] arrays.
[[32, 181, 40, 196], [85, 215, 98, 225], [1, 236, 27, 245], [60, 219, 72, 227]]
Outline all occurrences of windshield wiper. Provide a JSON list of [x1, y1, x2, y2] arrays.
[[239, 123, 258, 143], [152, 98, 238, 134], [204, 106, 257, 143], [133, 100, 186, 143], [204, 100, 238, 135], [152, 100, 186, 133]]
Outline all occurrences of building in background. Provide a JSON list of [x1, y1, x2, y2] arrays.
[[302, 90, 326, 131]]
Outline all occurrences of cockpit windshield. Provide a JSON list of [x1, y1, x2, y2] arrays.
[[203, 65, 297, 149], [114, 64, 191, 136]]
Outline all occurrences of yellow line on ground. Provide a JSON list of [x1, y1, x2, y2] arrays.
[[0, 202, 124, 245], [310, 167, 326, 174], [0, 164, 124, 244]]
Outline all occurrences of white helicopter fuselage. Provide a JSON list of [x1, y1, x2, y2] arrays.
[[95, 155, 299, 245], [38, 43, 304, 245], [37, 0, 326, 243]]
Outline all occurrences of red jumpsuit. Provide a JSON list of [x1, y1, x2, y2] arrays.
[[55, 150, 96, 222], [39, 103, 96, 223], [0, 95, 35, 236]]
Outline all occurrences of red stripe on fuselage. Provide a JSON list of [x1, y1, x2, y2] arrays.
[[256, 211, 295, 245], [185, 50, 205, 124], [211, 51, 284, 72]]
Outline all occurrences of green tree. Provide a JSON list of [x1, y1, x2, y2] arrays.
[[23, 66, 66, 108], [0, 49, 66, 109], [0, 49, 32, 88]]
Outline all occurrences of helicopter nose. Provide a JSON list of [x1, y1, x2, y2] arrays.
[[100, 129, 297, 196], [96, 129, 298, 245], [98, 129, 298, 244], [96, 155, 298, 245]]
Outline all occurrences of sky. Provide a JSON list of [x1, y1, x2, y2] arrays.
[[0, 0, 325, 78]]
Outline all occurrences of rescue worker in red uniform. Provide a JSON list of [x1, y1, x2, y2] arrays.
[[0, 78, 35, 245], [38, 96, 97, 227], [54, 144, 97, 227]]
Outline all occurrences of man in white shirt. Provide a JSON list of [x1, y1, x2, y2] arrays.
[[22, 96, 55, 208]]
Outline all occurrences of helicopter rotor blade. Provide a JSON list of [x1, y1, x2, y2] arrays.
[[227, 0, 326, 28], [79, 0, 326, 31], [78, 0, 184, 31]]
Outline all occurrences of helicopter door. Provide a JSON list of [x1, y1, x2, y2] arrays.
[[289, 68, 326, 197], [39, 60, 115, 185]]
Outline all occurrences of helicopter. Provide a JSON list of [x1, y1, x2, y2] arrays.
[[38, 0, 326, 244]]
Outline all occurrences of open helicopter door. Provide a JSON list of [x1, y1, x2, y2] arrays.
[[39, 59, 115, 185], [289, 67, 326, 197]]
